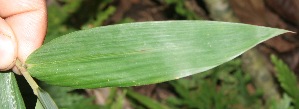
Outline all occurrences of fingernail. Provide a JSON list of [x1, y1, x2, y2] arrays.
[[0, 33, 16, 71]]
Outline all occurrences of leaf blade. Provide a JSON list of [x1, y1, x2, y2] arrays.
[[271, 55, 299, 108], [26, 21, 289, 88], [37, 88, 59, 109], [0, 72, 26, 109]]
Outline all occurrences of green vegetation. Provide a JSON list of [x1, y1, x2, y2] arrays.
[[1, 1, 298, 109], [271, 55, 299, 109]]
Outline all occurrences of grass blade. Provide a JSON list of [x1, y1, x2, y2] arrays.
[[127, 90, 169, 109]]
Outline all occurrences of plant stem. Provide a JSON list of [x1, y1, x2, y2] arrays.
[[15, 60, 39, 95]]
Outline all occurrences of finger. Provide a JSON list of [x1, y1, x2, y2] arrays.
[[0, 0, 47, 63], [0, 17, 17, 71]]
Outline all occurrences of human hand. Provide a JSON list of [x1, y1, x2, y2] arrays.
[[0, 0, 47, 73]]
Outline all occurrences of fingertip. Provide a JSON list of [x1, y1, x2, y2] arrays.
[[0, 33, 16, 71], [0, 17, 17, 71]]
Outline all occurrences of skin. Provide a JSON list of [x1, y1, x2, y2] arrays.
[[0, 0, 47, 73]]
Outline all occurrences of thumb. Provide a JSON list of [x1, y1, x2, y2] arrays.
[[0, 17, 17, 71]]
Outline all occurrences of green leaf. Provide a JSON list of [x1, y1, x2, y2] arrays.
[[66, 97, 98, 109], [40, 84, 84, 108], [37, 88, 59, 109], [127, 90, 169, 109], [35, 100, 44, 109], [0, 72, 26, 109], [110, 89, 126, 109], [271, 55, 299, 108], [26, 21, 289, 88], [270, 94, 293, 109]]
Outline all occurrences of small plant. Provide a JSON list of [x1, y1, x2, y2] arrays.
[[271, 55, 299, 109], [0, 20, 289, 108]]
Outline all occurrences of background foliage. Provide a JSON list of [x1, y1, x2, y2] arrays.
[[9, 0, 299, 109]]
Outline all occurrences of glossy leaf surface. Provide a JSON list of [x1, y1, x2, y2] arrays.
[[0, 72, 25, 109], [26, 21, 288, 88]]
